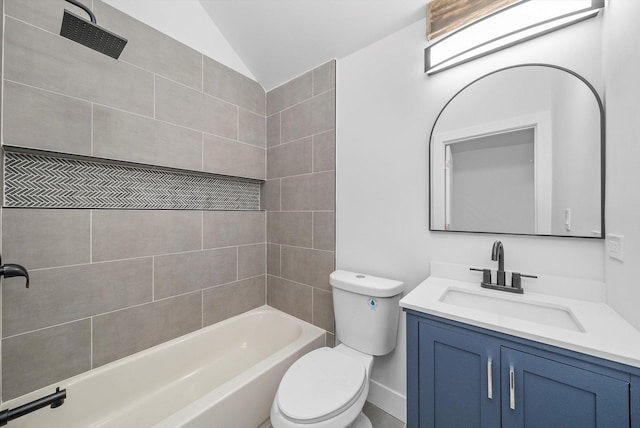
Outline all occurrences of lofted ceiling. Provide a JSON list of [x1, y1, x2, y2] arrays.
[[198, 0, 428, 90]]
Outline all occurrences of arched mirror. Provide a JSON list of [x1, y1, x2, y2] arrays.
[[429, 64, 604, 238]]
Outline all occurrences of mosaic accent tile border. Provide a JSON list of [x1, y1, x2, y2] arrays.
[[4, 151, 261, 210]]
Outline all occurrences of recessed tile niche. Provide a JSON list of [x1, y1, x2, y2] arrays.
[[3, 151, 261, 211]]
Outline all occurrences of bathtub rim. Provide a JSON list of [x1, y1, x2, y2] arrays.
[[1, 305, 326, 415]]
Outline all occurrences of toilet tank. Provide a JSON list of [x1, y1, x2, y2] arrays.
[[330, 270, 404, 356]]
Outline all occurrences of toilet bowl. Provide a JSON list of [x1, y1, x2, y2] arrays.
[[270, 270, 404, 428], [270, 345, 373, 428]]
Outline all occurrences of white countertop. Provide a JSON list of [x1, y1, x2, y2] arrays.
[[400, 275, 640, 369]]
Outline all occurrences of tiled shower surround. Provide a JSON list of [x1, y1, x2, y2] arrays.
[[264, 63, 337, 347], [0, 0, 336, 402]]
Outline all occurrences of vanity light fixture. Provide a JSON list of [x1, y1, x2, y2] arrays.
[[425, 0, 605, 75]]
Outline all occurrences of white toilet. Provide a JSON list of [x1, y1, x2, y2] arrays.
[[270, 270, 404, 428]]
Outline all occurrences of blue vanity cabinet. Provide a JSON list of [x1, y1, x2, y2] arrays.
[[501, 347, 629, 427], [418, 322, 501, 427], [406, 311, 634, 428]]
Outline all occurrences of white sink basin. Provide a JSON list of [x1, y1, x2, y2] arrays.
[[400, 271, 640, 368], [440, 288, 585, 332]]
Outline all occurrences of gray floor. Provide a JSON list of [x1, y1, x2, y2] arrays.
[[362, 401, 406, 428], [266, 401, 405, 427]]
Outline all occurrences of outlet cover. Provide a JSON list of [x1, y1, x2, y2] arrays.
[[606, 234, 624, 262]]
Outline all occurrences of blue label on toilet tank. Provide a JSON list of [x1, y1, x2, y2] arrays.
[[368, 298, 377, 310]]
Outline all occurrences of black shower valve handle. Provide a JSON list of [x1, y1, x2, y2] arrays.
[[0, 256, 30, 288], [1, 264, 30, 288]]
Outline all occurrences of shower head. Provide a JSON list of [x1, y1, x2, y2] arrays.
[[59, 0, 127, 59]]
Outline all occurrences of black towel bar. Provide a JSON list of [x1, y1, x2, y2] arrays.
[[0, 387, 66, 426]]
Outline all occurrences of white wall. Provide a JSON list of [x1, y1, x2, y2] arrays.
[[337, 14, 606, 420], [101, 0, 256, 81], [604, 0, 640, 329]]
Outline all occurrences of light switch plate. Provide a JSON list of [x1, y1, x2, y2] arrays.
[[606, 234, 624, 262]]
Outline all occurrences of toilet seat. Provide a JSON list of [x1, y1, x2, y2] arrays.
[[277, 348, 367, 424]]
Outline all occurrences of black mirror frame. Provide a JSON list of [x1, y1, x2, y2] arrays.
[[428, 63, 605, 239]]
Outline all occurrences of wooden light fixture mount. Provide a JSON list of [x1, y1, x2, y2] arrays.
[[427, 0, 520, 40]]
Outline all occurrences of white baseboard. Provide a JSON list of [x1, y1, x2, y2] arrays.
[[367, 379, 406, 423]]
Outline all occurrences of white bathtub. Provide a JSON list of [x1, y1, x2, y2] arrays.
[[2, 306, 325, 428]]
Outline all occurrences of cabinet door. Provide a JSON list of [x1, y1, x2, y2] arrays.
[[419, 322, 500, 428], [501, 347, 630, 428]]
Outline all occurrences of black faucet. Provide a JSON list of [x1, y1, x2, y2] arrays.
[[491, 240, 505, 286], [470, 241, 537, 294], [0, 255, 30, 288]]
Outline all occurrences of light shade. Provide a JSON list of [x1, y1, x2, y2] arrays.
[[425, 0, 605, 75]]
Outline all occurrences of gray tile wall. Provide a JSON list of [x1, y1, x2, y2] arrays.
[[264, 61, 336, 347], [0, 0, 267, 401]]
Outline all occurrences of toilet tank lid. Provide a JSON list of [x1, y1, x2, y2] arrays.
[[330, 270, 404, 297]]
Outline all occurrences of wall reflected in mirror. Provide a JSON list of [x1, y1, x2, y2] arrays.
[[430, 65, 604, 238]]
